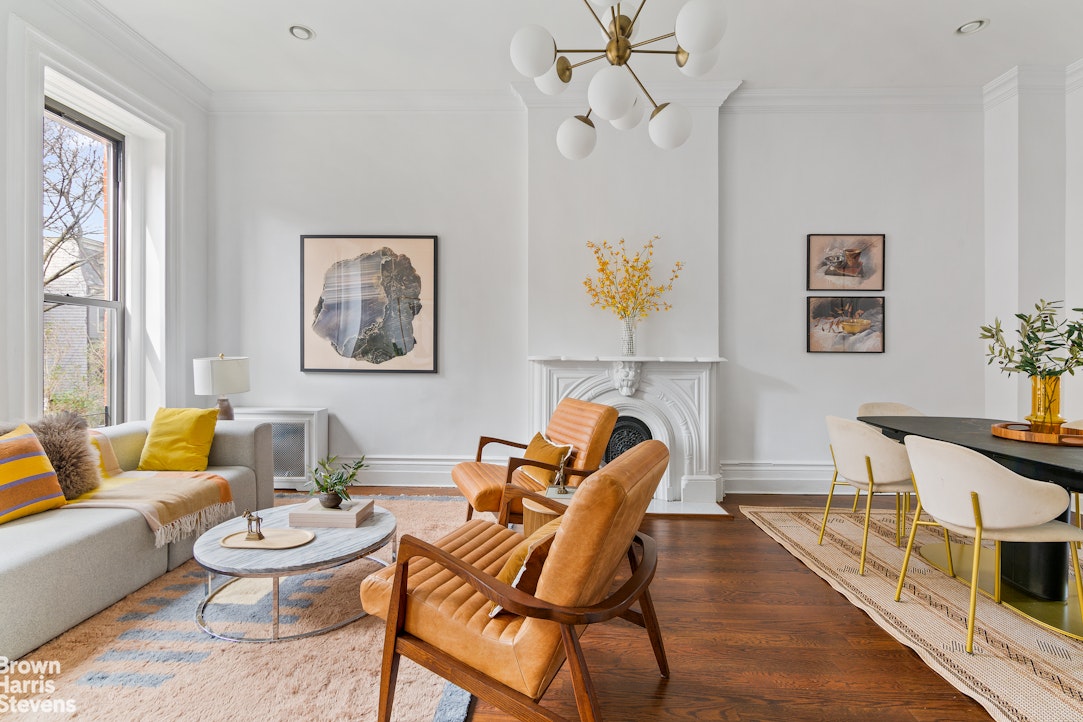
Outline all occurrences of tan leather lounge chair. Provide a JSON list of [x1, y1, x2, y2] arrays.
[[361, 439, 670, 722], [450, 397, 618, 524]]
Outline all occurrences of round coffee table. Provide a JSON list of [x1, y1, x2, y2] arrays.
[[193, 502, 396, 642]]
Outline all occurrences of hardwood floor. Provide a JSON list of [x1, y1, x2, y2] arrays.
[[357, 488, 991, 721]]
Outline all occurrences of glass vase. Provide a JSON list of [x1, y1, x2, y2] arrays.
[[1026, 375, 1065, 433], [619, 317, 637, 356]]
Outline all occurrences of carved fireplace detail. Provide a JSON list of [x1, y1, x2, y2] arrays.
[[529, 356, 724, 502]]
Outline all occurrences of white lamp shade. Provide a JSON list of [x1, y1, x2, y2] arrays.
[[556, 115, 597, 160], [610, 97, 644, 130], [587, 65, 637, 121], [535, 61, 570, 95], [649, 103, 693, 150], [510, 25, 556, 78], [679, 45, 721, 77], [675, 0, 727, 53], [193, 356, 250, 396], [588, 0, 620, 8]]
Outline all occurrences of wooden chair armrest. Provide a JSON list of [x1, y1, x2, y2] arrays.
[[500, 485, 569, 516], [474, 436, 529, 462], [393, 532, 659, 627]]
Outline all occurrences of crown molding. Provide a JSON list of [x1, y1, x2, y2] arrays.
[[984, 66, 1068, 111], [51, 0, 212, 111], [722, 87, 981, 114], [209, 89, 523, 115], [511, 80, 742, 111]]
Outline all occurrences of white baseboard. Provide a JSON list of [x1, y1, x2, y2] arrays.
[[328, 456, 844, 495]]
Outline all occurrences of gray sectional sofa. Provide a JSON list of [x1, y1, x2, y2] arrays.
[[0, 419, 272, 660]]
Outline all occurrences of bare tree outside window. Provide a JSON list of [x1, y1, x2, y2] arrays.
[[41, 106, 123, 427]]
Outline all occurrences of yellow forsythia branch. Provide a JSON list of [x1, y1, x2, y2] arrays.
[[582, 236, 683, 321]]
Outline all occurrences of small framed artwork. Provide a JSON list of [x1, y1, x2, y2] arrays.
[[301, 235, 437, 373], [807, 296, 885, 353], [807, 234, 885, 291]]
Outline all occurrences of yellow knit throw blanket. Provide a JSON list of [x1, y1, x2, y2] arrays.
[[68, 471, 235, 547]]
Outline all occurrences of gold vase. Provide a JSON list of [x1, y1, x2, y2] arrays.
[[1026, 375, 1065, 433]]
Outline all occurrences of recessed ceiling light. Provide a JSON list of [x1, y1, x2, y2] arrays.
[[955, 19, 989, 35], [289, 25, 315, 41]]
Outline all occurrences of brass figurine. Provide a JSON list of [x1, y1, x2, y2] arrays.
[[243, 509, 264, 541]]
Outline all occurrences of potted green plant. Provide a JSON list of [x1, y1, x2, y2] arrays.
[[310, 455, 367, 509], [979, 299, 1083, 431]]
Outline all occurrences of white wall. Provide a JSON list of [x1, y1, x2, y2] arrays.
[[208, 98, 526, 482], [718, 91, 987, 491]]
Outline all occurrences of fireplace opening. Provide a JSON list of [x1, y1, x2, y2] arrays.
[[604, 416, 653, 464]]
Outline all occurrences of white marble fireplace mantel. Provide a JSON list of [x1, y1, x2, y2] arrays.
[[529, 356, 725, 502]]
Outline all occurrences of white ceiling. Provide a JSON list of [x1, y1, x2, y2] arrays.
[[89, 0, 1083, 94]]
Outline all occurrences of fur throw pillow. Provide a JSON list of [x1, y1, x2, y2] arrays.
[[0, 411, 101, 499]]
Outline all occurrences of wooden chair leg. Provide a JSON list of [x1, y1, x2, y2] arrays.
[[560, 624, 602, 722], [377, 561, 411, 721], [465, 504, 474, 521], [624, 545, 669, 677]]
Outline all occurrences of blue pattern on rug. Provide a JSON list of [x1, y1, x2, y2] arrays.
[[77, 671, 173, 688]]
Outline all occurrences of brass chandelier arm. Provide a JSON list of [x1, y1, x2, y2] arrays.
[[624, 63, 658, 109], [629, 31, 676, 50], [631, 49, 679, 55], [628, 0, 647, 34], [557, 48, 611, 54], [581, 0, 610, 35], [568, 54, 609, 70]]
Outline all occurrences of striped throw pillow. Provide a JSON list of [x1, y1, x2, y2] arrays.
[[0, 424, 66, 524]]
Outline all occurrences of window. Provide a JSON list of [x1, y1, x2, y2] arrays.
[[41, 101, 124, 426]]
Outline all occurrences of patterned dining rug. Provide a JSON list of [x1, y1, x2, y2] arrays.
[[743, 506, 1083, 722], [4, 496, 473, 722]]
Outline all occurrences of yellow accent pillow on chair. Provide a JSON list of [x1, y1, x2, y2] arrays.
[[137, 407, 219, 471], [519, 433, 573, 487], [488, 516, 563, 617]]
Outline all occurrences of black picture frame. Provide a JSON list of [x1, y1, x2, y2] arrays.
[[300, 235, 437, 373], [807, 296, 885, 353], [807, 234, 885, 291]]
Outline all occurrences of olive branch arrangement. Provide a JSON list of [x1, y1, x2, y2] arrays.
[[979, 299, 1083, 378]]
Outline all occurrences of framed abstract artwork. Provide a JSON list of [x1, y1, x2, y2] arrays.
[[300, 235, 437, 373], [807, 234, 885, 291], [807, 296, 885, 353]]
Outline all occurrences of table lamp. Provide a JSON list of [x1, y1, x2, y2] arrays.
[[193, 354, 249, 420]]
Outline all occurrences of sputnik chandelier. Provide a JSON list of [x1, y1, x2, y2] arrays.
[[510, 0, 727, 160]]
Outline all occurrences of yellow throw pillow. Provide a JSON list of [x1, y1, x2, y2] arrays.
[[488, 516, 563, 618], [0, 424, 66, 524], [137, 407, 219, 472], [519, 432, 573, 487]]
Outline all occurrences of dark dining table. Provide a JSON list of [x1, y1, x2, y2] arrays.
[[858, 415, 1083, 601]]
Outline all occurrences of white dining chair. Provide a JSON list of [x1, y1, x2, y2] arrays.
[[820, 416, 914, 575], [857, 402, 925, 417], [896, 434, 1083, 653]]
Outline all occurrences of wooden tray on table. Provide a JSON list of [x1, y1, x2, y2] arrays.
[[991, 422, 1083, 446]]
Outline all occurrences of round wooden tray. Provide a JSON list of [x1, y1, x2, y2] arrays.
[[220, 528, 315, 549], [991, 422, 1083, 447]]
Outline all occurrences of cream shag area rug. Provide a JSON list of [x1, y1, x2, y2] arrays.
[[744, 506, 1083, 722], [5, 497, 473, 722]]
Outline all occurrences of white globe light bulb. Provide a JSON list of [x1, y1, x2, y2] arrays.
[[678, 45, 721, 77], [649, 103, 692, 150], [588, 0, 620, 8], [556, 115, 597, 160], [587, 65, 637, 121], [535, 57, 571, 96], [675, 0, 727, 53], [610, 97, 644, 130], [510, 25, 556, 78]]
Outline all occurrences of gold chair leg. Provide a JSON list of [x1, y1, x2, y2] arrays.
[[1071, 542, 1083, 626], [817, 469, 839, 545], [966, 533, 982, 654], [942, 528, 956, 578], [895, 500, 923, 601], [851, 489, 861, 513], [993, 541, 1002, 604], [859, 482, 875, 575]]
